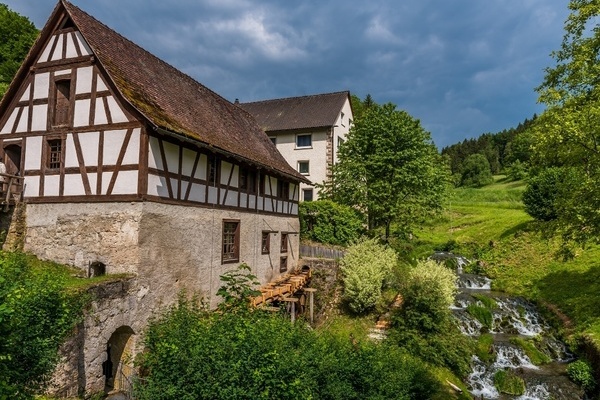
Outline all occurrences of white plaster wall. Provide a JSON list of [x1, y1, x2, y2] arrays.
[[24, 136, 42, 171], [333, 97, 353, 163], [273, 130, 328, 199], [136, 201, 300, 309]]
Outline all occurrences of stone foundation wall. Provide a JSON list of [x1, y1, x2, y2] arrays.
[[24, 203, 142, 274], [28, 201, 301, 395]]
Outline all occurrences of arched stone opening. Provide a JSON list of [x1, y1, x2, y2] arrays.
[[89, 261, 106, 277], [103, 326, 135, 393]]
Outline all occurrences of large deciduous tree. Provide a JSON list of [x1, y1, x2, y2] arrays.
[[531, 0, 600, 247], [0, 4, 38, 98], [322, 101, 448, 238]]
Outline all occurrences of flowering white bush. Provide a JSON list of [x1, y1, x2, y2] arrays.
[[340, 237, 397, 313], [406, 259, 457, 309]]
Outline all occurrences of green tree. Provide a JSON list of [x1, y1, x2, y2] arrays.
[[532, 0, 600, 246], [299, 200, 364, 246], [322, 102, 449, 238], [0, 4, 38, 98], [460, 153, 494, 187]]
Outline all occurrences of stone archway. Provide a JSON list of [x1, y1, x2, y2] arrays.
[[104, 326, 135, 393]]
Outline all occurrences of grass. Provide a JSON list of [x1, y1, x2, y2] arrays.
[[509, 337, 551, 366], [21, 252, 134, 291]]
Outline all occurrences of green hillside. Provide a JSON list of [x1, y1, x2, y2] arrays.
[[412, 176, 600, 343]]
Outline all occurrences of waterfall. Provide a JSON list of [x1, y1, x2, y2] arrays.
[[434, 252, 584, 399]]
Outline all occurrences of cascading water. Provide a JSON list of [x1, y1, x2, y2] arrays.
[[433, 252, 584, 399]]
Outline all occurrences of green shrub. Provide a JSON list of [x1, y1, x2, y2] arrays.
[[389, 259, 472, 377], [299, 200, 364, 246], [0, 252, 88, 398], [135, 296, 442, 399], [460, 154, 494, 188], [400, 259, 457, 331], [522, 167, 563, 221], [506, 160, 528, 181], [493, 369, 525, 395], [339, 238, 396, 314], [567, 359, 596, 392]]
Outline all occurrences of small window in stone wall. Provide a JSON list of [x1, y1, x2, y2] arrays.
[[261, 231, 270, 254], [280, 256, 288, 272], [281, 232, 288, 253]]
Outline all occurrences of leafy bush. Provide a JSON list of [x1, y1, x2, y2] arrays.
[[339, 238, 397, 314], [299, 200, 364, 246], [400, 259, 457, 331], [389, 260, 472, 377], [522, 167, 563, 221], [506, 160, 528, 181], [0, 252, 87, 398], [216, 264, 260, 311], [135, 296, 442, 399], [460, 153, 494, 187], [567, 359, 596, 392]]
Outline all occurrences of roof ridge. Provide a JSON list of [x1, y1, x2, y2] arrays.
[[241, 90, 349, 105]]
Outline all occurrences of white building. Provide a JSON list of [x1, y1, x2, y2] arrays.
[[240, 91, 353, 201]]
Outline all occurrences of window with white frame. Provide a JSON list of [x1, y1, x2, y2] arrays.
[[297, 160, 309, 175], [303, 188, 313, 202], [295, 134, 312, 148]]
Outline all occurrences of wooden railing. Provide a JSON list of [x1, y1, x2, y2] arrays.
[[300, 244, 345, 260], [0, 173, 24, 211]]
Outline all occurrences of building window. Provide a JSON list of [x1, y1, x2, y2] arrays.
[[269, 137, 277, 145], [53, 79, 71, 127], [280, 256, 288, 273], [277, 180, 289, 199], [261, 231, 270, 254], [222, 220, 240, 263], [47, 139, 62, 170], [239, 167, 256, 193], [296, 134, 312, 148], [303, 188, 313, 202], [340, 112, 345, 126], [259, 173, 265, 195], [281, 232, 288, 253], [297, 160, 309, 175], [207, 154, 218, 185], [337, 137, 345, 148]]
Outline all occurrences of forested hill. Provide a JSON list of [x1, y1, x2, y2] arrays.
[[441, 115, 536, 176]]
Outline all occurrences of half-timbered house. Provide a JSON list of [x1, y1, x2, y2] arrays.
[[0, 1, 309, 395]]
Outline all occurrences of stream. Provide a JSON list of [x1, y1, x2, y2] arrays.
[[432, 252, 585, 399]]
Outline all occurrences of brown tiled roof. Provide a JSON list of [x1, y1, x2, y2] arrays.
[[239, 91, 351, 133], [56, 1, 305, 183]]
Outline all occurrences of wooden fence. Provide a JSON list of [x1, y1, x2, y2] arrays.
[[300, 245, 345, 260]]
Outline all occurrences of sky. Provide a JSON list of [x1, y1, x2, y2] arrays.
[[4, 0, 571, 149]]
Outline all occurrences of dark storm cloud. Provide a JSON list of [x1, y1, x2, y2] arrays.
[[5, 0, 569, 148]]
